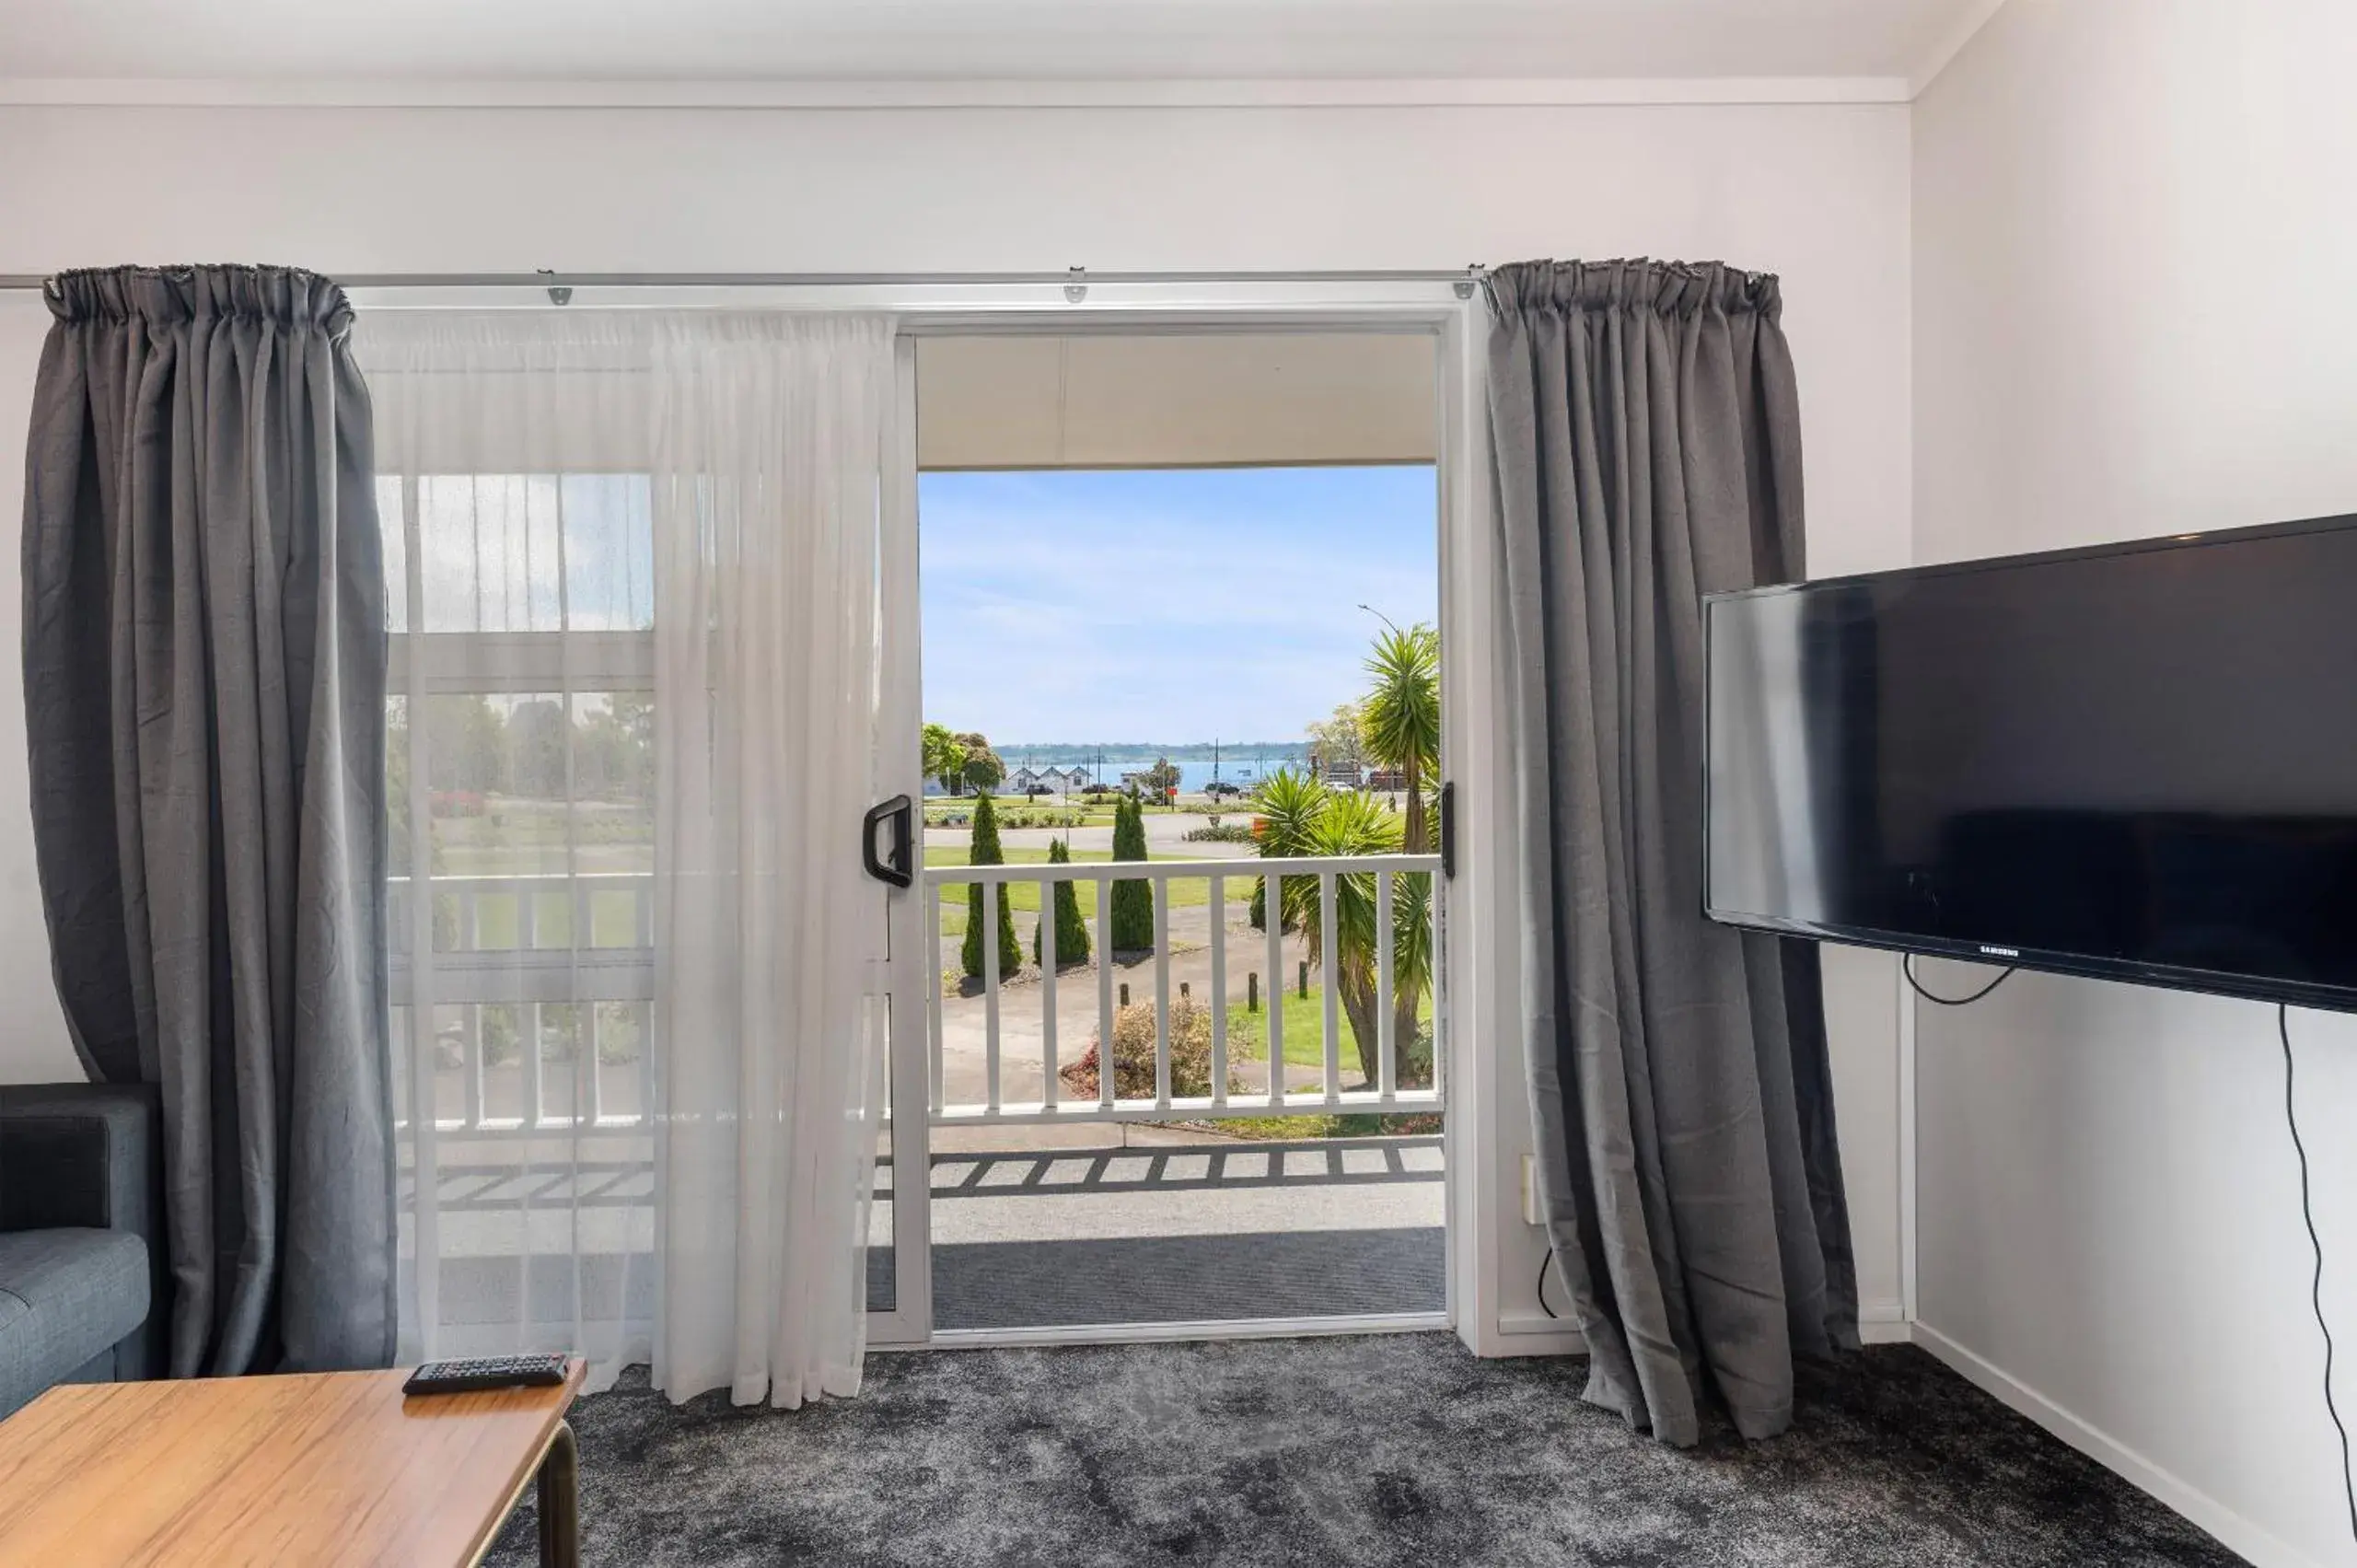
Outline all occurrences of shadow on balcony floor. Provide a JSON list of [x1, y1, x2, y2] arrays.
[[412, 1134, 1446, 1336], [905, 1134, 1446, 1330], [928, 1225, 1445, 1330]]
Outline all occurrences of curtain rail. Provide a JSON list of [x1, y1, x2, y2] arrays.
[[0, 266, 1487, 294]]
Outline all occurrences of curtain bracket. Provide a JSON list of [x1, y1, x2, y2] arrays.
[[1063, 267, 1088, 304]]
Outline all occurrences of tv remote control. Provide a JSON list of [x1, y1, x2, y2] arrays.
[[402, 1354, 571, 1396]]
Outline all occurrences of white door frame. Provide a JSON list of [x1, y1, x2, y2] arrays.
[[871, 332, 933, 1349], [866, 283, 1508, 1353], [344, 275, 1514, 1359]]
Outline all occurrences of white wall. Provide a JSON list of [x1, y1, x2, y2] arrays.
[[0, 97, 1914, 1342], [1913, 4, 2357, 1564]]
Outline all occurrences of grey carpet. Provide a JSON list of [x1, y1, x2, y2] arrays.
[[483, 1335, 2242, 1567], [932, 1228, 1446, 1329]]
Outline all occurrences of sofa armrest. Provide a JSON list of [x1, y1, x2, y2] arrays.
[[0, 1084, 158, 1239], [0, 1084, 166, 1382]]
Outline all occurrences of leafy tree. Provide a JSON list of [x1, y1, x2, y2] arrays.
[[1033, 836, 1091, 968], [1141, 756, 1181, 800], [424, 693, 508, 796], [505, 699, 569, 798], [574, 692, 655, 800], [955, 731, 1006, 794], [959, 792, 1024, 981], [1305, 701, 1364, 779], [1108, 792, 1154, 951], [923, 723, 970, 794]]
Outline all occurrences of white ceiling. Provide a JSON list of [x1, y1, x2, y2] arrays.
[[917, 334, 1437, 470], [0, 0, 1990, 87]]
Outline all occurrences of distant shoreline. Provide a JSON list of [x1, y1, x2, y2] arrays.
[[996, 743, 1308, 762]]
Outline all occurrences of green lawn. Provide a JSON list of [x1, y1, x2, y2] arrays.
[[1225, 983, 1435, 1070], [927, 847, 1254, 936], [427, 888, 644, 952], [1213, 984, 1442, 1140]]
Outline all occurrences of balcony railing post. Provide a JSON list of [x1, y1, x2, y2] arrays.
[[982, 877, 1002, 1115], [1040, 864, 1059, 1109], [1152, 875, 1171, 1109], [526, 999, 546, 1129], [1096, 876, 1115, 1111], [463, 1004, 484, 1129], [1376, 868, 1397, 1100], [1319, 870, 1341, 1101], [927, 883, 945, 1117], [586, 1002, 606, 1123], [640, 1000, 657, 1132], [1208, 875, 1227, 1109], [1266, 873, 1285, 1109]]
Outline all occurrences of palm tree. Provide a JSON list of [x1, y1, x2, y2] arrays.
[[1360, 622, 1440, 853], [1248, 769, 1430, 1088], [1248, 767, 1325, 930], [1283, 790, 1402, 1086], [1358, 621, 1440, 1055]]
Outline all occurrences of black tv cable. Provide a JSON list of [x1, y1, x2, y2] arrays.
[[1902, 952, 2017, 1005], [2281, 1004, 2357, 1550]]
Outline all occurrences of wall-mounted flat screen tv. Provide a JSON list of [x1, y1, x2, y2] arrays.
[[1704, 515, 2357, 1012]]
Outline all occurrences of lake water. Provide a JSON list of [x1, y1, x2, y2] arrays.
[[996, 757, 1310, 796]]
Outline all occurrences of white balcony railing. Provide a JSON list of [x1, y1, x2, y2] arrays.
[[389, 873, 656, 1137], [394, 852, 1443, 1138], [923, 854, 1442, 1126]]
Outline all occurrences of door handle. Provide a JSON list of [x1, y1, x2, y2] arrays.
[[863, 795, 914, 889]]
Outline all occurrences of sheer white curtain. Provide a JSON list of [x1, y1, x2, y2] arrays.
[[648, 315, 894, 1408], [357, 310, 893, 1406]]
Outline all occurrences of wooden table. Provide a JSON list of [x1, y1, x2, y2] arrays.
[[0, 1360, 586, 1567]]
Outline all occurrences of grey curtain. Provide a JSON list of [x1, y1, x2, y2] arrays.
[[20, 264, 395, 1376], [1487, 259, 1858, 1446]]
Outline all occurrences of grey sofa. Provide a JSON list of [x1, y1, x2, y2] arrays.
[[0, 1085, 163, 1416]]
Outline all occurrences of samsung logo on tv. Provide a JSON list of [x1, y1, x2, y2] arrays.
[[1978, 945, 2021, 958]]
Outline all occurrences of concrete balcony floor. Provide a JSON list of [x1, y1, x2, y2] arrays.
[[903, 1132, 1446, 1330], [407, 1131, 1445, 1337]]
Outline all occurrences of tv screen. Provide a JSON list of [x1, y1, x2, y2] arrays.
[[1704, 515, 2357, 1011]]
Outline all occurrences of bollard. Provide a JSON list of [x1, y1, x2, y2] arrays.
[[1179, 981, 1190, 999], [1119, 982, 1130, 1009], [1298, 960, 1309, 999], [1248, 971, 1260, 1013]]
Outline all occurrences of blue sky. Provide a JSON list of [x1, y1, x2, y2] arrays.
[[920, 467, 1437, 746]]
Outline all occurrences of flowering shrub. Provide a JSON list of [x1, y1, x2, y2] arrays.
[[1057, 996, 1243, 1100]]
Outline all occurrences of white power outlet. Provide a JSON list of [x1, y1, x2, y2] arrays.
[[1520, 1154, 1543, 1226]]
